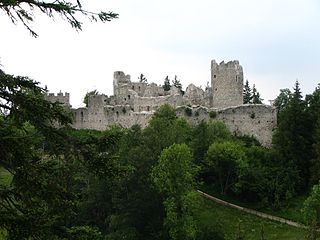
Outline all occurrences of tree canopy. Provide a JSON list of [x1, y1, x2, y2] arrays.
[[243, 80, 263, 104]]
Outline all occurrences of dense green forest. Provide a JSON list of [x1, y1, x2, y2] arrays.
[[1, 68, 320, 239]]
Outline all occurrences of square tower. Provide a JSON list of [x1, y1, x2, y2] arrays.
[[211, 60, 243, 108]]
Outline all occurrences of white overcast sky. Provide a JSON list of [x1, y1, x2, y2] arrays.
[[1, 0, 320, 107]]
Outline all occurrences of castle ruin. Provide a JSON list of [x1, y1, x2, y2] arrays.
[[46, 60, 277, 147]]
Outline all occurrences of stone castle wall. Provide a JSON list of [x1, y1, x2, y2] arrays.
[[71, 103, 276, 147], [46, 59, 277, 147], [45, 92, 71, 107]]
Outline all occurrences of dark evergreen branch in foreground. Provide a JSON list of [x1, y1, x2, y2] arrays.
[[0, 0, 118, 37]]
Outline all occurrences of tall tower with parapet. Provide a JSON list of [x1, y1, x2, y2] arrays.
[[211, 60, 243, 108]]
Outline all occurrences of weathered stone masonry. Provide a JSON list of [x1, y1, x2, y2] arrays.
[[46, 60, 277, 147]]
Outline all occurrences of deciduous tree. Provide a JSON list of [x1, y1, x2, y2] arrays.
[[152, 144, 199, 240], [205, 141, 247, 195]]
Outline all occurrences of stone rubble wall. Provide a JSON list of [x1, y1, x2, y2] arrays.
[[133, 94, 183, 112], [176, 104, 276, 147], [71, 102, 276, 147]]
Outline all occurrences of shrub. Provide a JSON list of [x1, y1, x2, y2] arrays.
[[209, 111, 217, 119], [185, 107, 192, 117]]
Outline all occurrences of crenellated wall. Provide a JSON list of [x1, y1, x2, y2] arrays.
[[45, 92, 71, 108]]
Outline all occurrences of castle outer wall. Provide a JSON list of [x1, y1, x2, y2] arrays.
[[45, 60, 277, 147]]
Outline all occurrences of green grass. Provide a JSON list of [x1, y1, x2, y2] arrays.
[[200, 185, 306, 224], [197, 199, 307, 240]]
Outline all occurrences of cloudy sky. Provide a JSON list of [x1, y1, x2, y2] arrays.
[[1, 0, 320, 107]]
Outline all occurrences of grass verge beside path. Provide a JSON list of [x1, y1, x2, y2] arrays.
[[200, 185, 306, 224], [197, 199, 307, 240]]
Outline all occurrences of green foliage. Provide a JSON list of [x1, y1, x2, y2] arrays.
[[152, 144, 199, 240], [83, 89, 98, 107], [197, 200, 306, 240], [0, 0, 118, 37], [144, 104, 192, 160], [235, 135, 261, 147], [209, 111, 217, 118], [303, 183, 320, 225], [273, 81, 313, 191], [243, 80, 263, 104], [196, 224, 225, 240], [152, 144, 197, 195], [252, 84, 263, 104], [0, 167, 12, 187], [138, 73, 147, 83], [172, 75, 182, 92], [236, 147, 296, 208], [0, 70, 125, 239], [307, 85, 320, 186], [191, 121, 232, 169], [303, 183, 320, 239], [163, 76, 171, 91], [66, 226, 103, 240], [184, 106, 192, 116], [273, 88, 292, 113], [151, 144, 198, 239], [205, 141, 247, 195], [243, 80, 252, 104]]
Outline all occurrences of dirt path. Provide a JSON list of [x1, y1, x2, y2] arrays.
[[197, 190, 306, 229]]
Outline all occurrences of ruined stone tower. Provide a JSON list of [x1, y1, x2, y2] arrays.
[[113, 71, 131, 96], [211, 60, 243, 108]]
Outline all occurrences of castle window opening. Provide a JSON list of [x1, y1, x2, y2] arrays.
[[147, 106, 150, 111], [132, 86, 135, 90], [138, 86, 141, 91], [124, 98, 126, 101], [80, 111, 84, 121], [214, 75, 216, 78], [128, 95, 130, 99]]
